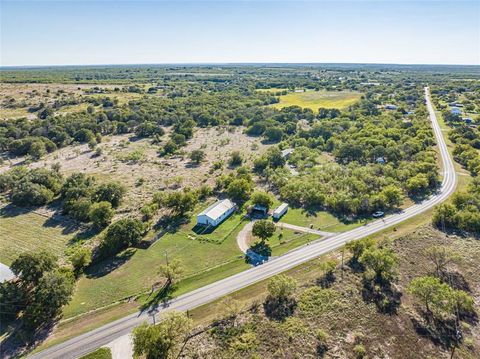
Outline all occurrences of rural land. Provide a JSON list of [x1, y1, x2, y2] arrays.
[[0, 64, 480, 359]]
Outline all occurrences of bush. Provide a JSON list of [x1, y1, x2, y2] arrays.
[[92, 182, 125, 208], [229, 151, 243, 167], [69, 246, 92, 274], [100, 218, 144, 257], [11, 181, 55, 206], [353, 344, 366, 358], [89, 201, 114, 229]]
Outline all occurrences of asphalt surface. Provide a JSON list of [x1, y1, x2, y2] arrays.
[[29, 87, 457, 359]]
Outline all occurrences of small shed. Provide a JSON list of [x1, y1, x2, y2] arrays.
[[197, 199, 235, 227], [273, 203, 289, 220], [281, 148, 294, 159]]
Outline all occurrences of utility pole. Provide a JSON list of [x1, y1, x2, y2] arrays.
[[164, 250, 169, 266], [341, 248, 344, 280]]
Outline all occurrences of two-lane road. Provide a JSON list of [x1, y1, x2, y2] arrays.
[[29, 87, 457, 359]]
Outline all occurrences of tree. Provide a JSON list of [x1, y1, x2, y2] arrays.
[[133, 312, 192, 359], [267, 274, 297, 300], [226, 178, 252, 203], [407, 276, 474, 320], [318, 260, 337, 286], [161, 189, 198, 217], [69, 246, 92, 274], [432, 203, 458, 230], [23, 268, 75, 330], [264, 127, 284, 142], [159, 259, 184, 287], [93, 182, 126, 208], [359, 246, 398, 283], [424, 246, 458, 278], [406, 173, 429, 195], [11, 181, 54, 206], [252, 220, 276, 241], [100, 218, 145, 256], [380, 185, 403, 208], [251, 191, 274, 209], [11, 251, 58, 286], [345, 238, 374, 263], [89, 201, 114, 229], [189, 149, 206, 164], [229, 151, 243, 167]]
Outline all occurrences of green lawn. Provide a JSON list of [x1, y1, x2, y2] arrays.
[[63, 205, 249, 318], [80, 348, 112, 359], [270, 90, 362, 111], [0, 205, 78, 265], [280, 207, 369, 232], [270, 228, 318, 256]]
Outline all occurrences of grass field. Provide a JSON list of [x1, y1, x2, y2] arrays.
[[270, 90, 362, 111], [0, 205, 78, 265], [281, 207, 369, 232], [63, 203, 250, 318], [63, 202, 323, 318]]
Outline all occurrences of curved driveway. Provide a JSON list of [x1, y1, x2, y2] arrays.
[[29, 87, 457, 359]]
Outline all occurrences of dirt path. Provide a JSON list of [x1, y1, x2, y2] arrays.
[[236, 220, 336, 254], [236, 220, 256, 253]]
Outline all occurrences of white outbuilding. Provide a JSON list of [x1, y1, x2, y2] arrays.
[[197, 199, 236, 227], [272, 202, 289, 220]]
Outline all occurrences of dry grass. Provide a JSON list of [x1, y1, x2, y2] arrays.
[[184, 225, 480, 358]]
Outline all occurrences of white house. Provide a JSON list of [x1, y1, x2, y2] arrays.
[[197, 199, 236, 227], [272, 203, 289, 220]]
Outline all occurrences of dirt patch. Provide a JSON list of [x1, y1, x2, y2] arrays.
[[0, 127, 270, 216], [183, 225, 480, 358]]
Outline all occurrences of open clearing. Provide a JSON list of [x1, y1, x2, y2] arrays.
[[280, 207, 369, 232], [270, 90, 362, 110], [0, 127, 270, 216], [0, 205, 79, 265]]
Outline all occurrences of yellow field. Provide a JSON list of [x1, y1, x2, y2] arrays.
[[270, 90, 362, 111]]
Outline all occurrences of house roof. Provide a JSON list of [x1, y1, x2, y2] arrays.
[[198, 199, 235, 221], [273, 202, 288, 215], [281, 148, 294, 157]]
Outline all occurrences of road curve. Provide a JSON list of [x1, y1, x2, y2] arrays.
[[29, 87, 457, 359]]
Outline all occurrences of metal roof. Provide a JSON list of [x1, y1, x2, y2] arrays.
[[273, 202, 288, 215], [198, 199, 235, 221]]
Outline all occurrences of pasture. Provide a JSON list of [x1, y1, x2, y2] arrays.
[[270, 89, 362, 111], [0, 205, 78, 265]]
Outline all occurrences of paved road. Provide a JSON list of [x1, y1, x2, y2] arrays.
[[29, 87, 456, 359]]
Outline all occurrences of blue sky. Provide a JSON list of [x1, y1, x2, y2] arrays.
[[1, 1, 479, 66]]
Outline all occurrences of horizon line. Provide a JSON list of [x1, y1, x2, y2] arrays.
[[1, 61, 480, 70]]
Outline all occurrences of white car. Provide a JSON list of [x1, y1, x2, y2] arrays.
[[372, 211, 385, 218]]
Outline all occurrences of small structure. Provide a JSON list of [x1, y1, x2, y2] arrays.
[[385, 104, 398, 110], [252, 204, 268, 216], [0, 263, 15, 283], [464, 117, 473, 125], [451, 107, 462, 115], [376, 157, 386, 165], [272, 203, 289, 220], [281, 148, 294, 159], [197, 199, 235, 227]]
